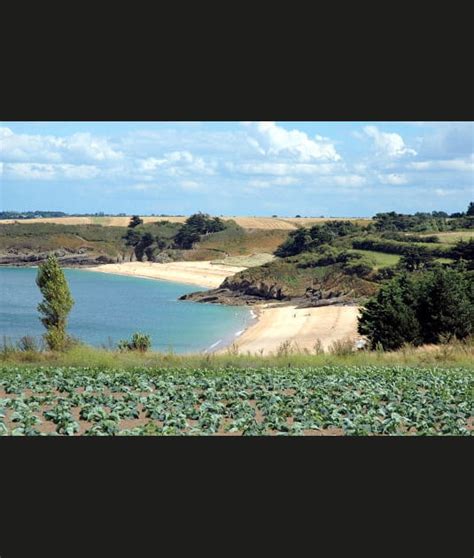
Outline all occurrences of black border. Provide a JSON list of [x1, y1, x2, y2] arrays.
[[2, 4, 473, 121], [0, 437, 472, 557]]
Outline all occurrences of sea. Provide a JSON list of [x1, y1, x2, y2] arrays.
[[0, 267, 253, 353]]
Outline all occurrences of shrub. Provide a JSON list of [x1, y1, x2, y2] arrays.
[[174, 213, 227, 249], [275, 221, 363, 257], [372, 267, 397, 282], [313, 339, 324, 355], [342, 259, 373, 277], [117, 332, 152, 352], [328, 337, 355, 356], [276, 340, 294, 357], [17, 336, 39, 352]]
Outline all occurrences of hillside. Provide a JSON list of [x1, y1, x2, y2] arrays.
[[0, 219, 290, 267], [0, 221, 181, 266], [182, 212, 474, 306]]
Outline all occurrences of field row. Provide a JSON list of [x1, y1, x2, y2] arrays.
[[1, 367, 472, 436]]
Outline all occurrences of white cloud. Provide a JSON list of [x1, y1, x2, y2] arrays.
[[330, 175, 366, 187], [273, 176, 298, 186], [242, 122, 341, 162], [247, 179, 271, 189], [408, 157, 474, 172], [435, 188, 455, 197], [138, 151, 216, 177], [65, 133, 123, 161], [180, 180, 200, 190], [378, 173, 409, 185], [227, 161, 338, 176], [246, 176, 298, 189], [363, 125, 417, 158], [3, 163, 99, 180], [0, 127, 123, 164]]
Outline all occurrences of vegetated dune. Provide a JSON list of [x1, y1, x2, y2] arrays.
[[0, 215, 371, 230], [227, 304, 362, 355]]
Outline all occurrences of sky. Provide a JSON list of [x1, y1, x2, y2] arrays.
[[1, 121, 473, 217]]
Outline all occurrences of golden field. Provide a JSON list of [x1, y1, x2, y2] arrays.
[[1, 215, 372, 230]]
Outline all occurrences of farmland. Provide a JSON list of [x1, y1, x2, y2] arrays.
[[0, 215, 371, 230], [1, 366, 472, 436]]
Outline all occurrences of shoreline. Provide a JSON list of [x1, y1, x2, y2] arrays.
[[85, 261, 247, 289], [1, 263, 362, 356], [205, 306, 261, 354], [217, 304, 362, 356]]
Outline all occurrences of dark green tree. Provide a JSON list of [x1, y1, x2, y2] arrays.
[[398, 248, 434, 272], [185, 212, 225, 234], [358, 276, 422, 350], [174, 225, 201, 249], [274, 221, 362, 257], [359, 268, 474, 349], [156, 236, 168, 251], [173, 213, 226, 249], [36, 255, 74, 351], [417, 269, 473, 343], [123, 228, 141, 247], [467, 202, 474, 216], [135, 232, 155, 261], [128, 215, 143, 228], [275, 228, 312, 257]]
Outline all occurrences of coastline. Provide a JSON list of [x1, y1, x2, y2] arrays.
[[1, 264, 362, 355], [217, 304, 362, 355], [85, 262, 362, 355], [85, 261, 247, 289]]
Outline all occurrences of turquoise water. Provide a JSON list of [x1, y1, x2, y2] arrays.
[[0, 267, 252, 353]]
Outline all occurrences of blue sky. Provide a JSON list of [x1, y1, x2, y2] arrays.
[[1, 121, 472, 217]]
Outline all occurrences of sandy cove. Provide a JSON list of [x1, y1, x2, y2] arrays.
[[86, 261, 246, 289], [226, 304, 361, 355], [87, 262, 361, 354]]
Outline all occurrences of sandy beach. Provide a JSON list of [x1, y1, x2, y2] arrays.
[[87, 261, 246, 289], [87, 262, 361, 354], [226, 304, 362, 355]]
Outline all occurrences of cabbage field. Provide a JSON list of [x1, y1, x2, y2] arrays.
[[1, 366, 472, 436]]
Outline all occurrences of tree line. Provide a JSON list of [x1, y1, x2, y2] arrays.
[[123, 213, 227, 261], [358, 267, 473, 350]]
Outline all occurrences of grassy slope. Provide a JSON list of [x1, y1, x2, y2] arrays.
[[2, 338, 473, 369], [197, 224, 290, 256], [347, 249, 401, 268], [0, 221, 290, 263], [423, 230, 474, 244], [0, 223, 128, 257], [223, 258, 379, 298]]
